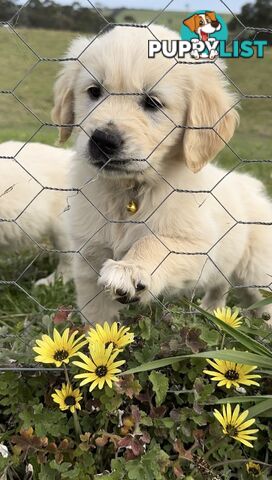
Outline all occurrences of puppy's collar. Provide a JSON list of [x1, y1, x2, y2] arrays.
[[126, 182, 141, 215]]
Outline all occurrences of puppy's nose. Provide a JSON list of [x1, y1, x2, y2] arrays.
[[211, 20, 219, 28], [89, 129, 122, 162]]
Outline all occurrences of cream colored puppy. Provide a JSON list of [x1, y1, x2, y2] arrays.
[[0, 141, 73, 285], [52, 25, 272, 324]]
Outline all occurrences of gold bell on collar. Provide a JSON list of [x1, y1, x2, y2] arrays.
[[127, 200, 138, 214]]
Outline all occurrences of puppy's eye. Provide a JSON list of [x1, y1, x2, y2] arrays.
[[87, 85, 102, 100], [199, 20, 204, 25], [143, 95, 163, 111]]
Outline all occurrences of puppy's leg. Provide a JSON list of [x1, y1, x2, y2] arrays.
[[236, 227, 272, 324], [200, 283, 229, 311], [74, 248, 121, 325], [35, 218, 72, 287], [99, 235, 213, 305]]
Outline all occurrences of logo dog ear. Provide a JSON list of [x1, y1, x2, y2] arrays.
[[183, 15, 197, 33], [182, 66, 239, 173], [205, 11, 217, 22]]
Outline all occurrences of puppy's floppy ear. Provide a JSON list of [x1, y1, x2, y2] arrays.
[[183, 15, 197, 33], [182, 66, 239, 173], [52, 71, 74, 144], [205, 11, 217, 22], [52, 36, 90, 144]]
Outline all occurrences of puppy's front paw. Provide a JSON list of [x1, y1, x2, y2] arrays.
[[98, 260, 151, 304], [209, 49, 218, 60]]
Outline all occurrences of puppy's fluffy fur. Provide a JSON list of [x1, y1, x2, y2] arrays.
[[0, 141, 73, 285], [52, 25, 272, 324]]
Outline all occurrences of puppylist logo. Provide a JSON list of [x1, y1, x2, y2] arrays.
[[149, 10, 268, 60]]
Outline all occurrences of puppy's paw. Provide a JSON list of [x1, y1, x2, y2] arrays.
[[98, 260, 151, 304], [209, 49, 218, 60]]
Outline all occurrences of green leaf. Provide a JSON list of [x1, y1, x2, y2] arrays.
[[123, 349, 272, 375], [50, 460, 72, 473], [246, 296, 272, 311], [39, 464, 57, 480], [139, 317, 152, 341], [203, 395, 272, 405], [247, 398, 272, 419], [149, 371, 169, 406], [185, 300, 272, 358]]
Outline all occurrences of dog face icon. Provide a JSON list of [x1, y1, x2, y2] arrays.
[[183, 11, 221, 42]]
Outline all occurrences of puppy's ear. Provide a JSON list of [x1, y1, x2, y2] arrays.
[[52, 71, 74, 144], [182, 67, 239, 173], [52, 37, 90, 143], [205, 11, 217, 22], [183, 15, 196, 33]]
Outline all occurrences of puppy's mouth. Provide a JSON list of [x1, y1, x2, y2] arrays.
[[93, 159, 130, 172], [200, 30, 209, 41], [92, 158, 146, 175]]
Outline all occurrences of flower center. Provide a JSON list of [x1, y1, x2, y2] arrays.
[[96, 365, 108, 377], [65, 395, 76, 406], [249, 466, 260, 476], [105, 341, 117, 349], [225, 369, 239, 380], [54, 349, 69, 362], [226, 425, 238, 437]]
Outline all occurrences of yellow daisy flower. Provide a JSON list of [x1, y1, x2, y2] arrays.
[[73, 343, 125, 392], [246, 461, 261, 476], [214, 307, 243, 328], [52, 383, 82, 413], [87, 321, 134, 351], [204, 359, 261, 389], [213, 404, 258, 448], [33, 328, 88, 367]]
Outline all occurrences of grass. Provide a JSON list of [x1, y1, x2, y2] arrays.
[[113, 9, 232, 32], [0, 24, 271, 330]]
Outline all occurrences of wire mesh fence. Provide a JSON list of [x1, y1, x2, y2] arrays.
[[0, 0, 272, 373]]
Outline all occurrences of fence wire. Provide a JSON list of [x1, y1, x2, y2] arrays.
[[0, 0, 272, 372]]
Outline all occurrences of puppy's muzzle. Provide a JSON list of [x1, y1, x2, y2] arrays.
[[89, 129, 123, 165]]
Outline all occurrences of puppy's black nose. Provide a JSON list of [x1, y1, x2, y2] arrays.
[[211, 20, 219, 28], [89, 129, 122, 162]]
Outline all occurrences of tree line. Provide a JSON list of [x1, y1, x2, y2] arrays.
[[1, 0, 271, 42], [0, 0, 115, 33], [228, 0, 272, 43]]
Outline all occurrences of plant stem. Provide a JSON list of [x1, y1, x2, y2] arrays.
[[63, 364, 82, 439], [73, 410, 82, 439], [212, 458, 272, 468], [63, 364, 70, 384], [220, 334, 225, 350]]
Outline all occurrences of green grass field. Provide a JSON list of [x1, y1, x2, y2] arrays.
[[0, 23, 272, 327], [108, 8, 232, 32]]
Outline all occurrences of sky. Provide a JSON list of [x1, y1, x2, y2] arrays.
[[57, 1, 246, 14]]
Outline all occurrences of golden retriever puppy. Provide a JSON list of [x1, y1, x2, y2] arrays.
[[52, 25, 272, 324], [0, 141, 73, 285]]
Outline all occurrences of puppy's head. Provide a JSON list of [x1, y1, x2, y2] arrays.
[[52, 26, 238, 179], [183, 12, 221, 39]]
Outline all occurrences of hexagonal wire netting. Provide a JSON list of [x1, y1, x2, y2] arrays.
[[0, 0, 271, 373]]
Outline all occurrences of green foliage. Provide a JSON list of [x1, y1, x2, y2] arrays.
[[149, 371, 169, 406], [1, 300, 272, 479]]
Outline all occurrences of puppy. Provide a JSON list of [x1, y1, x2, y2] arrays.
[[0, 141, 73, 285], [183, 11, 221, 59], [52, 25, 272, 325]]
